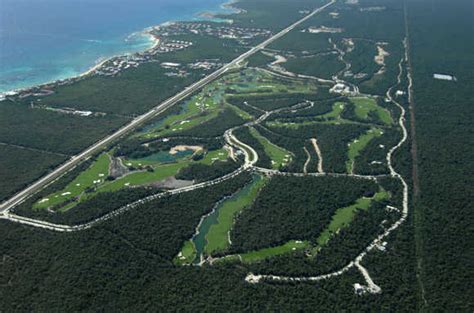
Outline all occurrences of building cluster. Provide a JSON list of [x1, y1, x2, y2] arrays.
[[96, 55, 150, 77], [304, 26, 343, 34], [154, 40, 193, 54], [344, 71, 368, 79], [330, 82, 357, 96], [360, 6, 386, 12], [18, 89, 55, 99], [153, 22, 271, 45], [188, 60, 223, 71]]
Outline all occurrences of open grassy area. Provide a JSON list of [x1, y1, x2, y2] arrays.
[[138, 84, 222, 139], [349, 97, 393, 125], [346, 128, 383, 173], [34, 153, 111, 209], [98, 163, 187, 193], [312, 190, 389, 254], [227, 103, 254, 121], [137, 68, 313, 140], [238, 240, 310, 263], [174, 240, 197, 266], [35, 148, 228, 211], [99, 149, 228, 193], [249, 127, 291, 169], [205, 176, 267, 255], [320, 102, 345, 120], [267, 102, 349, 129], [217, 188, 388, 264]]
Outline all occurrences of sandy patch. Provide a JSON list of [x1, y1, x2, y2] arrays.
[[375, 46, 390, 66], [169, 145, 203, 155], [148, 177, 194, 189], [306, 26, 343, 34]]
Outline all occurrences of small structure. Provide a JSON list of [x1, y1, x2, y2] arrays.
[[433, 73, 457, 81], [330, 83, 356, 96], [354, 283, 366, 295]]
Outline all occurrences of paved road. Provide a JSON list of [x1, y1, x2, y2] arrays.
[[0, 0, 335, 214]]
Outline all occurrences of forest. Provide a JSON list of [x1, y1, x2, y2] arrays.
[[266, 123, 368, 173], [407, 0, 474, 309], [1, 0, 472, 310], [0, 102, 128, 155], [0, 145, 66, 201], [229, 175, 379, 253]]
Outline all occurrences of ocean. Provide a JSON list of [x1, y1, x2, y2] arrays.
[[0, 0, 231, 93]]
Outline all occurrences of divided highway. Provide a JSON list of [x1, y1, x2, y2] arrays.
[[0, 0, 335, 214]]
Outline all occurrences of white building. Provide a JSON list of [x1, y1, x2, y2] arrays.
[[433, 73, 457, 81]]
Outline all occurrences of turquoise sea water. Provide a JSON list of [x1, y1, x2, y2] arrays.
[[0, 0, 232, 93]]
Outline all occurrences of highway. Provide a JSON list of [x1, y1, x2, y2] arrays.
[[0, 0, 335, 214]]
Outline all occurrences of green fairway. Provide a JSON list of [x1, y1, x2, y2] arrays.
[[320, 102, 345, 120], [239, 240, 310, 263], [312, 190, 389, 253], [350, 97, 393, 125], [124, 150, 195, 168], [199, 149, 229, 165], [174, 240, 197, 266], [37, 148, 229, 211], [227, 103, 254, 121], [266, 102, 352, 129], [138, 68, 316, 140], [99, 149, 228, 193], [97, 162, 188, 193], [205, 176, 267, 255], [217, 189, 389, 264], [138, 82, 224, 139], [34, 153, 111, 209], [249, 127, 291, 169], [346, 128, 383, 173]]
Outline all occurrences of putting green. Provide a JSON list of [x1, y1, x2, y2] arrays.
[[174, 240, 197, 265]]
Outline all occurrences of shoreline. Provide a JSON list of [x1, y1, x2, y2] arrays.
[[198, 0, 243, 19], [0, 0, 240, 99]]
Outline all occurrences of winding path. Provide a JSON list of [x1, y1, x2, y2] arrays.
[[0, 0, 336, 215], [244, 47, 410, 295], [0, 1, 412, 297], [310, 138, 324, 174]]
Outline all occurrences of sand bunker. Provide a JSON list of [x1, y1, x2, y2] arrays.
[[169, 145, 203, 155]]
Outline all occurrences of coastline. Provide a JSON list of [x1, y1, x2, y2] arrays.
[[0, 0, 240, 100], [198, 0, 243, 20]]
